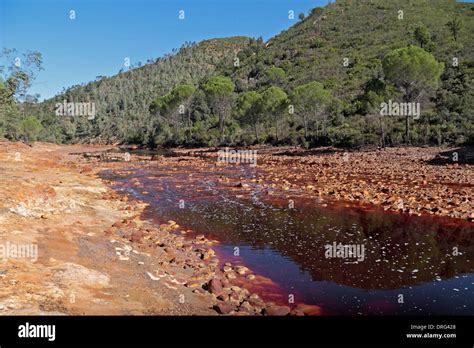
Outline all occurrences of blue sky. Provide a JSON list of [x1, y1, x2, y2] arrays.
[[0, 0, 326, 100]]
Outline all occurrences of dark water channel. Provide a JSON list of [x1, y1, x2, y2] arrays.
[[100, 155, 474, 315]]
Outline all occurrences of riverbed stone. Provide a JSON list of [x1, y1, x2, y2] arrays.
[[295, 303, 323, 316], [201, 249, 215, 260], [248, 297, 266, 310], [214, 302, 234, 314], [264, 305, 291, 316], [130, 230, 143, 243], [290, 308, 305, 316], [234, 266, 249, 275], [225, 272, 236, 279], [208, 278, 223, 296]]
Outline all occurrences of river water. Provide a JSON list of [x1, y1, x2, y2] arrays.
[[100, 154, 474, 315]]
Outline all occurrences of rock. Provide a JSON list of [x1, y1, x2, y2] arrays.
[[53, 262, 109, 287], [394, 199, 404, 210], [185, 280, 203, 288], [290, 309, 305, 316], [220, 278, 230, 288], [214, 302, 234, 314], [117, 229, 132, 239], [225, 272, 236, 279], [234, 309, 254, 316], [208, 278, 223, 296], [209, 259, 219, 267], [248, 297, 266, 310], [130, 230, 143, 243], [234, 265, 249, 275], [295, 303, 323, 316], [112, 221, 125, 228], [201, 249, 215, 260], [182, 245, 193, 252], [146, 272, 161, 281], [192, 288, 206, 295], [163, 247, 176, 260], [246, 274, 255, 280], [239, 300, 258, 314], [264, 305, 291, 316], [230, 286, 243, 293], [216, 293, 228, 301], [229, 292, 243, 305]]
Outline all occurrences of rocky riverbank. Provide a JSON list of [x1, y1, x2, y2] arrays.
[[176, 146, 474, 222], [0, 142, 311, 315]]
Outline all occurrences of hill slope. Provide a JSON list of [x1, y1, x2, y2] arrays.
[[28, 0, 474, 147], [31, 37, 252, 144]]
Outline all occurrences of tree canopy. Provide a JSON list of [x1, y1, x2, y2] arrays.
[[382, 46, 444, 101]]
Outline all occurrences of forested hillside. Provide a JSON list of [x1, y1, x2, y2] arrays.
[[3, 0, 474, 148], [23, 37, 252, 144]]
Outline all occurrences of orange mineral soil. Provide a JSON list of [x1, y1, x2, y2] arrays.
[[0, 142, 220, 315]]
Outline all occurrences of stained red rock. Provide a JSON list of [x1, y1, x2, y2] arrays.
[[208, 278, 223, 296], [264, 305, 291, 316]]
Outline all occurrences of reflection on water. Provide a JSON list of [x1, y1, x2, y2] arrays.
[[101, 162, 474, 315]]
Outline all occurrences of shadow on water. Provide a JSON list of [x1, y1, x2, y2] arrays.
[[100, 162, 474, 315]]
